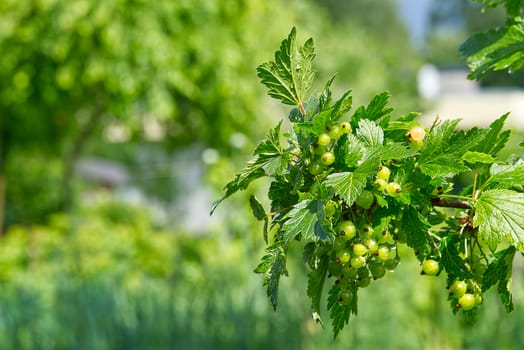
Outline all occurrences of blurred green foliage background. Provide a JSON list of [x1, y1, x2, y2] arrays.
[[0, 0, 523, 349]]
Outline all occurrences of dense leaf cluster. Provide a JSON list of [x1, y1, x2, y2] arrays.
[[213, 26, 524, 337], [462, 0, 524, 79]]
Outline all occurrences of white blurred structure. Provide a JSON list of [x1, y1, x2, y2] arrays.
[[418, 66, 524, 130]]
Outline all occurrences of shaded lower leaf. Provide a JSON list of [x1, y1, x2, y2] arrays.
[[399, 206, 430, 254], [249, 195, 266, 220], [324, 172, 367, 207], [327, 285, 354, 339], [254, 243, 288, 310], [440, 236, 475, 279], [482, 246, 515, 313], [307, 254, 329, 317], [473, 189, 524, 252], [281, 199, 323, 243]]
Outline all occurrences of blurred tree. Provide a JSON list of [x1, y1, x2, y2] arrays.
[[0, 0, 308, 227], [313, 0, 420, 110], [0, 0, 420, 230], [315, 0, 408, 38]]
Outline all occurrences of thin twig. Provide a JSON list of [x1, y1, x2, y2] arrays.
[[430, 197, 471, 209]]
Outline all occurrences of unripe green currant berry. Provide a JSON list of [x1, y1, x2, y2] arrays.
[[409, 139, 424, 151], [357, 276, 371, 288], [336, 276, 350, 288], [458, 293, 476, 311], [386, 182, 402, 197], [337, 250, 351, 265], [320, 152, 335, 166], [340, 122, 351, 133], [328, 261, 343, 276], [364, 238, 378, 254], [350, 255, 366, 268], [377, 165, 391, 180], [408, 125, 426, 142], [421, 259, 439, 276], [377, 245, 390, 261], [312, 143, 327, 155], [449, 280, 467, 298], [353, 243, 368, 257], [324, 200, 337, 217], [342, 265, 358, 279], [368, 261, 386, 279], [362, 224, 374, 238], [317, 133, 331, 146], [333, 236, 348, 251], [327, 125, 341, 139], [383, 256, 400, 270], [374, 178, 387, 191], [338, 220, 357, 239], [338, 289, 354, 306], [357, 266, 369, 279], [356, 190, 374, 209], [309, 162, 323, 175], [432, 185, 444, 196], [475, 293, 483, 306]]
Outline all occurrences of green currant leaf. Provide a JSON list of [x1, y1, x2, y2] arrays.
[[482, 246, 516, 312], [440, 236, 475, 279], [268, 175, 300, 214], [254, 243, 288, 310], [327, 285, 355, 339], [318, 76, 336, 112], [460, 18, 524, 80], [351, 91, 393, 129], [356, 119, 384, 149], [307, 253, 329, 319], [487, 159, 524, 189], [482, 246, 515, 289], [324, 171, 368, 207], [255, 120, 288, 176], [250, 195, 270, 243], [336, 133, 363, 167], [281, 199, 332, 243], [374, 193, 389, 208], [329, 89, 353, 123], [385, 113, 421, 139], [399, 206, 430, 254], [462, 151, 496, 164], [418, 119, 486, 178], [303, 242, 317, 267], [293, 110, 328, 136], [256, 27, 315, 109], [472, 113, 510, 157], [249, 195, 266, 221], [282, 199, 317, 242], [255, 120, 283, 155], [473, 189, 524, 252], [375, 142, 417, 161]]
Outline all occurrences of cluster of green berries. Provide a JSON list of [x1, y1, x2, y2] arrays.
[[373, 165, 402, 198], [327, 219, 401, 305], [308, 122, 351, 175], [448, 278, 483, 311], [420, 258, 483, 312]]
